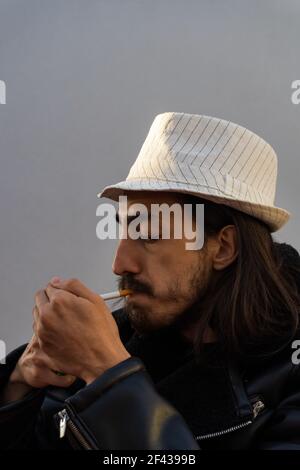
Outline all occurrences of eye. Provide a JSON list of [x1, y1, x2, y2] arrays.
[[138, 236, 160, 244], [138, 226, 160, 243]]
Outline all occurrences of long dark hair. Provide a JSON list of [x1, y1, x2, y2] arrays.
[[184, 195, 300, 360]]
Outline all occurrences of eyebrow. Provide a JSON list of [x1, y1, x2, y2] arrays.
[[115, 210, 151, 225]]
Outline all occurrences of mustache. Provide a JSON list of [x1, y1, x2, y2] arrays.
[[118, 274, 153, 296]]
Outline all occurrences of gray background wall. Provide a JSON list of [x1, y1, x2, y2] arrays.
[[0, 0, 299, 353]]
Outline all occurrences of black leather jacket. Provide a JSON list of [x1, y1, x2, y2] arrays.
[[0, 242, 300, 450]]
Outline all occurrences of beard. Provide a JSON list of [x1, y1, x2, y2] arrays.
[[118, 254, 212, 335]]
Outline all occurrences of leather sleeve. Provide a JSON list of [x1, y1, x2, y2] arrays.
[[63, 357, 200, 450], [0, 345, 46, 449]]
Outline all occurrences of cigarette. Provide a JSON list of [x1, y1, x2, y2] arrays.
[[100, 289, 133, 301]]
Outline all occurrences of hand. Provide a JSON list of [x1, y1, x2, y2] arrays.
[[10, 335, 76, 388], [0, 336, 76, 405], [33, 277, 131, 384]]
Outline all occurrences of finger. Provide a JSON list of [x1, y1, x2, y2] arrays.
[[45, 283, 73, 303], [32, 305, 40, 330], [41, 369, 76, 388], [36, 352, 77, 387], [35, 289, 49, 310], [49, 277, 101, 304], [31, 334, 40, 350]]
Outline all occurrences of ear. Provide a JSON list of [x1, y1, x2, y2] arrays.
[[212, 225, 238, 271]]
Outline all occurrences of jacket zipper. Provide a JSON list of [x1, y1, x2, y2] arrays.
[[252, 399, 265, 418], [58, 409, 94, 450], [195, 398, 265, 441]]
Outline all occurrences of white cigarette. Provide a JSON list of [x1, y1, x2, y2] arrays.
[[100, 289, 133, 301]]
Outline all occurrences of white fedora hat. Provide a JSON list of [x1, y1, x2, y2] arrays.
[[98, 112, 291, 232]]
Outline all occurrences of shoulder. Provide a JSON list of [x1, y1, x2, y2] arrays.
[[244, 334, 300, 408]]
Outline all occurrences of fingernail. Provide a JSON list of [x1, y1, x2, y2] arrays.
[[51, 276, 61, 285]]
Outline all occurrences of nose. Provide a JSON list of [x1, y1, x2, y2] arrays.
[[112, 238, 141, 276]]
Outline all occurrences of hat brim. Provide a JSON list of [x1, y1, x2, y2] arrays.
[[97, 179, 291, 233]]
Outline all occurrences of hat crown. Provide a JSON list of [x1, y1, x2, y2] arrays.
[[99, 111, 290, 232], [127, 112, 278, 206]]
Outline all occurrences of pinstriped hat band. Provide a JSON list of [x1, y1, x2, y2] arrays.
[[98, 112, 290, 232]]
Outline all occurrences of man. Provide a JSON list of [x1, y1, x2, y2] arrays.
[[1, 112, 300, 450]]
